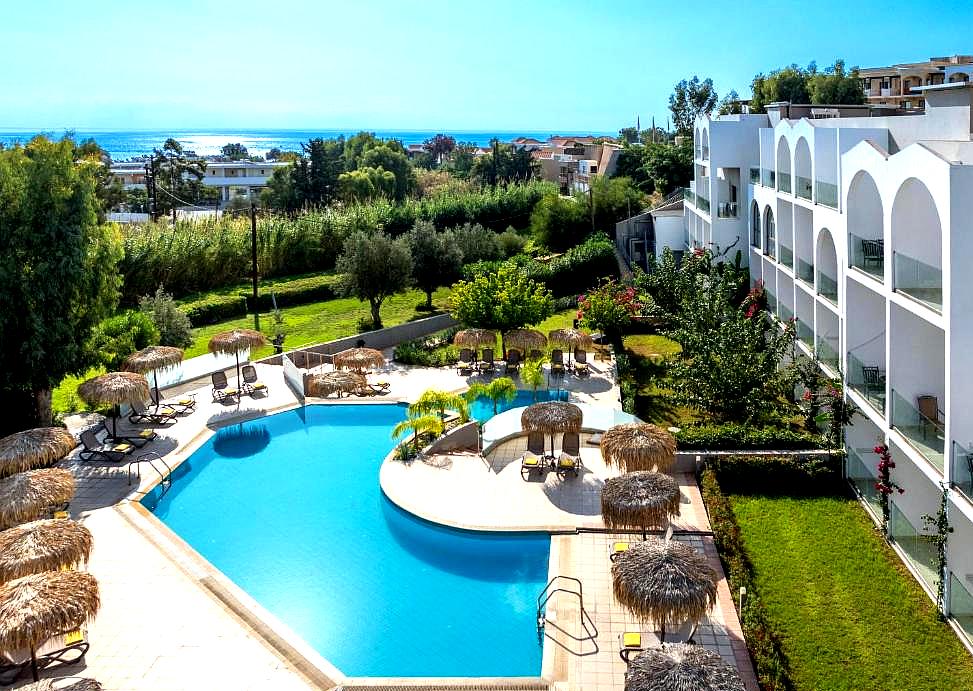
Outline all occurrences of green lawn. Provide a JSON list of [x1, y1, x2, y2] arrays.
[[731, 494, 973, 691], [184, 287, 452, 359], [622, 334, 701, 427]]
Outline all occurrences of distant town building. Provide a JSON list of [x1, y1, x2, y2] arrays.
[[530, 137, 622, 194], [110, 160, 290, 202], [859, 55, 973, 110]]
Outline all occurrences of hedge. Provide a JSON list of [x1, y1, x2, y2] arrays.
[[178, 293, 248, 326], [704, 453, 844, 496], [676, 423, 824, 451], [700, 468, 793, 691]]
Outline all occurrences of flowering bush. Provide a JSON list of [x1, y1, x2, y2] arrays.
[[577, 278, 640, 345], [873, 443, 904, 529], [742, 279, 767, 319]]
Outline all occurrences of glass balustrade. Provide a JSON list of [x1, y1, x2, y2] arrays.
[[893, 251, 942, 312], [889, 502, 939, 590], [717, 201, 738, 218], [796, 319, 813, 348], [777, 171, 792, 194], [795, 175, 813, 200], [749, 167, 760, 184], [816, 180, 838, 208], [846, 350, 886, 414], [761, 168, 775, 188], [846, 446, 883, 518], [683, 188, 695, 206], [952, 441, 973, 502], [778, 303, 794, 324], [765, 289, 777, 314], [778, 244, 794, 269], [702, 145, 709, 159], [796, 257, 814, 285], [949, 573, 973, 646], [849, 233, 884, 281], [890, 388, 945, 472], [816, 336, 839, 370], [817, 272, 838, 304]]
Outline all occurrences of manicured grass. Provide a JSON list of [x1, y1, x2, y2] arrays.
[[184, 287, 452, 359], [623, 334, 682, 361], [730, 494, 973, 691], [52, 369, 103, 420], [622, 334, 700, 428]]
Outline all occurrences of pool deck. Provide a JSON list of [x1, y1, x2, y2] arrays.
[[23, 355, 757, 691]]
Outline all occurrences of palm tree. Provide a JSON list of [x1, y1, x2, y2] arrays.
[[465, 377, 518, 416], [520, 358, 544, 401], [391, 413, 444, 456], [409, 389, 470, 423]]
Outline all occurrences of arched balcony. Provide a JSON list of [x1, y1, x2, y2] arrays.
[[847, 171, 885, 281], [891, 178, 942, 312], [816, 228, 838, 305], [701, 129, 709, 160], [794, 138, 812, 200], [763, 207, 776, 259], [750, 201, 761, 249], [776, 137, 792, 194], [694, 128, 701, 159]]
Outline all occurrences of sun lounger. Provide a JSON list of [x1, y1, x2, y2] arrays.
[[505, 349, 521, 374], [104, 422, 157, 448], [478, 348, 495, 374], [211, 371, 239, 403], [573, 348, 590, 376], [242, 364, 269, 397], [551, 349, 565, 376], [79, 428, 133, 463], [0, 626, 89, 683], [456, 348, 474, 374], [610, 541, 631, 562], [619, 631, 644, 664], [520, 431, 549, 480], [129, 400, 178, 425], [156, 392, 196, 415], [556, 432, 582, 478]]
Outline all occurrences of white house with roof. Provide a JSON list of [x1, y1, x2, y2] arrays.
[[110, 160, 291, 202], [683, 83, 973, 648]]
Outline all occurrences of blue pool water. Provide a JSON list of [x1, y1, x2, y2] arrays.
[[468, 388, 569, 423], [144, 404, 549, 677]]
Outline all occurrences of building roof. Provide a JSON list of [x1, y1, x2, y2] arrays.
[[860, 55, 973, 77]]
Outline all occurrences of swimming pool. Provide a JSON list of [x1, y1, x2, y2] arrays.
[[144, 404, 549, 678], [468, 388, 569, 423]]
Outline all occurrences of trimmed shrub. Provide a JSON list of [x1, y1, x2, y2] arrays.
[[676, 423, 824, 451], [704, 453, 845, 496], [248, 274, 340, 311], [179, 293, 247, 325]]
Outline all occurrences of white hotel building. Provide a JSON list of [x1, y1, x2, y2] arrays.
[[683, 83, 973, 645]]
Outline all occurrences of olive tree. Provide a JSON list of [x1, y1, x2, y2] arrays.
[[336, 230, 413, 329]]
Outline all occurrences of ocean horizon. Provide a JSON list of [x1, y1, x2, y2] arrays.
[[0, 127, 614, 161]]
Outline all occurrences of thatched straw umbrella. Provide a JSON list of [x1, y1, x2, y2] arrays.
[[549, 328, 594, 366], [0, 571, 100, 681], [0, 428, 76, 480], [0, 469, 76, 531], [624, 643, 746, 691], [601, 471, 681, 539], [521, 401, 583, 458], [0, 519, 93, 583], [122, 345, 184, 405], [20, 680, 103, 691], [307, 370, 366, 398], [504, 329, 546, 357], [332, 347, 385, 373], [453, 328, 498, 357], [612, 539, 717, 642], [77, 371, 151, 440], [208, 328, 268, 386], [601, 422, 677, 474]]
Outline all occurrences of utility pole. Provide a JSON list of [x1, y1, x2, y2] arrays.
[[492, 138, 499, 188], [589, 185, 595, 232], [250, 201, 260, 331]]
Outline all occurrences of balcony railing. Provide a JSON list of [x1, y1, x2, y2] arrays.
[[683, 188, 695, 206], [816, 336, 840, 371], [777, 171, 792, 194], [817, 272, 838, 304], [765, 289, 777, 314], [949, 573, 973, 646], [890, 388, 945, 472], [849, 233, 884, 281], [761, 168, 775, 188], [764, 235, 776, 259], [893, 251, 942, 313], [847, 446, 883, 518], [702, 145, 710, 159], [796, 257, 814, 285], [847, 350, 886, 414], [796, 319, 813, 348], [816, 180, 839, 208], [697, 195, 710, 213], [717, 201, 738, 218], [889, 501, 938, 589], [779, 244, 794, 269], [795, 175, 813, 200], [749, 167, 760, 184], [952, 441, 973, 503], [779, 303, 794, 324]]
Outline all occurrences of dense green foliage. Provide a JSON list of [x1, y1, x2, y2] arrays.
[[336, 231, 413, 329], [613, 140, 693, 195], [675, 424, 824, 451], [87, 311, 159, 370], [669, 76, 718, 136], [750, 60, 864, 113], [0, 137, 123, 430], [449, 265, 554, 339], [407, 221, 463, 309], [578, 278, 639, 345], [139, 286, 193, 348]]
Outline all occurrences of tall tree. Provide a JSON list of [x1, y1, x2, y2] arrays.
[[150, 138, 207, 214], [618, 127, 639, 144], [336, 231, 413, 328], [360, 144, 416, 201], [807, 60, 865, 105], [0, 137, 123, 430], [448, 141, 477, 178], [422, 133, 456, 165], [72, 137, 125, 221], [717, 89, 744, 115], [221, 142, 249, 160], [406, 221, 462, 309], [343, 131, 382, 171], [337, 166, 396, 203], [669, 76, 718, 136]]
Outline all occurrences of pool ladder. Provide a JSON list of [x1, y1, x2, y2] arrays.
[[128, 451, 174, 498], [536, 575, 589, 638]]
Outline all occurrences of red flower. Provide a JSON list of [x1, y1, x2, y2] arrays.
[[802, 390, 813, 401]]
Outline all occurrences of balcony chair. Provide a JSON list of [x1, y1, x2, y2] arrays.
[[860, 238, 884, 270], [916, 395, 945, 441], [860, 366, 886, 404]]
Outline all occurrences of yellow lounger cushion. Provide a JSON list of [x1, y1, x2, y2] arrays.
[[622, 632, 642, 649], [558, 454, 577, 468], [223, 389, 239, 396], [178, 398, 194, 406], [139, 430, 155, 438], [613, 542, 630, 554], [53, 510, 69, 519], [113, 443, 133, 453], [522, 452, 541, 467], [63, 629, 84, 645], [251, 382, 267, 390]]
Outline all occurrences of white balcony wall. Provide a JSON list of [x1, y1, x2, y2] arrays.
[[845, 280, 886, 367], [890, 178, 943, 277], [889, 303, 945, 423], [759, 128, 775, 174], [814, 127, 839, 188], [949, 165, 973, 475]]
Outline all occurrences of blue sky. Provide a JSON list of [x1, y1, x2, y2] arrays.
[[1, 0, 972, 132]]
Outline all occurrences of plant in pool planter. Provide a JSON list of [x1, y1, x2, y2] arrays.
[[391, 413, 444, 458], [465, 377, 517, 416], [409, 389, 470, 424], [922, 484, 953, 620], [873, 443, 904, 531], [520, 359, 544, 401]]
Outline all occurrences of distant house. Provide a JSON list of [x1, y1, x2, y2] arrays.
[[110, 160, 291, 202], [530, 135, 621, 194], [859, 54, 973, 110]]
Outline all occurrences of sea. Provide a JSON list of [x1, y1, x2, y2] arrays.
[[0, 128, 611, 161]]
